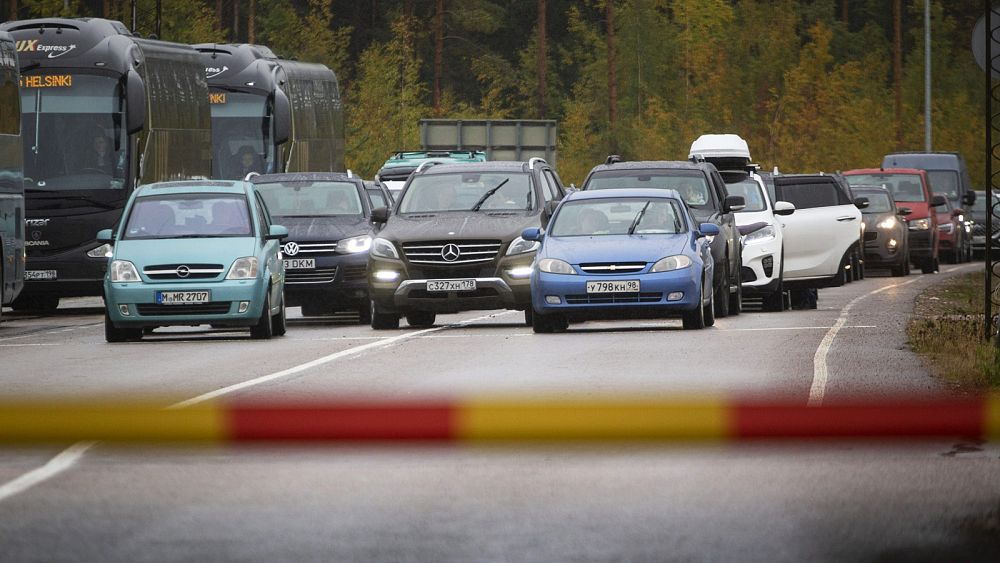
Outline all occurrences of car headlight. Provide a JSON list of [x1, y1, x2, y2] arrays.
[[743, 226, 776, 246], [109, 260, 141, 282], [336, 235, 372, 254], [938, 223, 954, 233], [877, 217, 898, 230], [909, 218, 930, 230], [537, 258, 575, 274], [87, 243, 113, 258], [651, 254, 692, 272], [371, 237, 399, 259], [506, 236, 540, 256], [226, 257, 259, 280]]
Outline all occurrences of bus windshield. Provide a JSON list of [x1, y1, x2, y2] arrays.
[[209, 89, 274, 180], [20, 73, 128, 191]]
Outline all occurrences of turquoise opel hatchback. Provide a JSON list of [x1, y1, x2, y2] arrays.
[[99, 181, 289, 342]]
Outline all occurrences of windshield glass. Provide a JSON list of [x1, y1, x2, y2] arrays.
[[366, 188, 388, 209], [972, 192, 999, 212], [254, 181, 364, 217], [20, 73, 128, 191], [926, 170, 959, 200], [123, 194, 252, 239], [859, 192, 893, 213], [585, 170, 714, 209], [725, 179, 767, 212], [845, 174, 925, 202], [210, 89, 274, 180], [398, 172, 534, 213], [550, 198, 685, 237]]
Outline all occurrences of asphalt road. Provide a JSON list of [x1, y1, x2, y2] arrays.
[[1, 262, 998, 562]]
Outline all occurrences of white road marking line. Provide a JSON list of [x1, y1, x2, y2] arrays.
[[721, 325, 876, 332], [0, 442, 94, 503], [169, 310, 515, 409], [0, 343, 61, 347]]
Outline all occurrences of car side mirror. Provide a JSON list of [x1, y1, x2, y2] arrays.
[[723, 195, 745, 213], [541, 200, 559, 227], [697, 223, 720, 238], [773, 201, 795, 216], [371, 206, 389, 224], [521, 227, 543, 242], [854, 197, 869, 209], [962, 192, 977, 206], [266, 224, 289, 240], [930, 194, 947, 207], [898, 207, 913, 216], [125, 69, 146, 135], [96, 228, 114, 243]]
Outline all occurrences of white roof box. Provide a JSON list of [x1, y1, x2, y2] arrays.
[[689, 134, 752, 160]]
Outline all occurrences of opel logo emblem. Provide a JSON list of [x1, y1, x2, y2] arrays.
[[283, 242, 300, 256], [176, 265, 190, 278], [441, 243, 461, 262]]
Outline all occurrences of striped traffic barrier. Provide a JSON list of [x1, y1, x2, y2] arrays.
[[0, 395, 998, 444]]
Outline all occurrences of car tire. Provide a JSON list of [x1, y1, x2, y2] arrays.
[[523, 308, 533, 326], [890, 259, 907, 277], [405, 311, 436, 328], [920, 257, 937, 274], [300, 303, 328, 317], [357, 301, 372, 324], [683, 283, 707, 330], [829, 254, 848, 288], [532, 312, 568, 333], [104, 310, 141, 343], [849, 249, 860, 281], [11, 295, 59, 313], [250, 291, 274, 340], [272, 291, 287, 336], [371, 300, 400, 330], [713, 262, 730, 318], [703, 281, 715, 327], [728, 258, 742, 315]]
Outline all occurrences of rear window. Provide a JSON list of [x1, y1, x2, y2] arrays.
[[845, 174, 925, 203], [775, 180, 850, 209], [859, 192, 893, 213], [585, 170, 715, 210]]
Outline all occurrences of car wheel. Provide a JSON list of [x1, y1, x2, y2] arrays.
[[849, 249, 860, 281], [370, 300, 400, 330], [728, 258, 742, 315], [532, 312, 568, 334], [523, 308, 533, 326], [104, 310, 141, 343], [890, 258, 907, 277], [357, 301, 372, 324], [702, 281, 715, 327], [920, 257, 936, 274], [713, 262, 730, 318], [405, 311, 436, 328], [829, 254, 848, 288], [272, 291, 287, 336], [683, 283, 707, 330], [250, 291, 274, 340]]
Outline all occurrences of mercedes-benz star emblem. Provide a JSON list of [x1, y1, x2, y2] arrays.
[[441, 243, 461, 262], [176, 265, 191, 278], [283, 242, 300, 256]]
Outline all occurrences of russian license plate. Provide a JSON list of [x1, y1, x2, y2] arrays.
[[426, 279, 477, 292], [24, 270, 57, 280], [586, 280, 640, 294], [156, 291, 210, 305], [283, 258, 315, 270]]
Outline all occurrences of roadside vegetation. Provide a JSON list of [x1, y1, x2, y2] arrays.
[[908, 271, 1000, 390]]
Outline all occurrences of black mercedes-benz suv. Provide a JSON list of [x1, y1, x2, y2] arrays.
[[581, 159, 745, 317], [368, 159, 567, 329], [252, 173, 375, 321]]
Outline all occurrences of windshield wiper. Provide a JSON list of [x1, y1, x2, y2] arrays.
[[470, 179, 510, 211], [628, 202, 652, 235]]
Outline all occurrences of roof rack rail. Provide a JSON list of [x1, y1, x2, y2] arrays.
[[415, 160, 443, 174], [347, 169, 354, 178], [244, 172, 260, 181], [689, 154, 706, 163], [605, 154, 622, 165], [772, 166, 781, 176], [528, 157, 548, 170]]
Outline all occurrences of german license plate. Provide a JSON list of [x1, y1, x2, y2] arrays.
[[283, 258, 315, 270], [426, 279, 476, 292], [24, 270, 57, 280], [586, 280, 640, 294], [156, 290, 210, 305]]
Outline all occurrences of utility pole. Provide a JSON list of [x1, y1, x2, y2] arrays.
[[155, 0, 161, 38], [130, 0, 137, 33], [925, 0, 932, 151]]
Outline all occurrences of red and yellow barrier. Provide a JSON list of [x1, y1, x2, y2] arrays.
[[0, 395, 998, 444]]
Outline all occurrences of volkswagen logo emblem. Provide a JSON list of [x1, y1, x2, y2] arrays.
[[441, 243, 461, 262], [283, 242, 300, 256], [176, 265, 191, 278]]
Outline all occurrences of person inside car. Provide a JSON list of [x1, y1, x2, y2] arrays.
[[677, 181, 707, 206]]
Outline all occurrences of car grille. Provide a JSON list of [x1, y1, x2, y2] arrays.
[[136, 302, 232, 316], [864, 232, 878, 241], [342, 264, 368, 283], [565, 292, 662, 304], [283, 241, 338, 255], [286, 267, 338, 284], [402, 240, 502, 265], [143, 264, 225, 280], [408, 288, 501, 299], [579, 263, 646, 274], [407, 265, 494, 280]]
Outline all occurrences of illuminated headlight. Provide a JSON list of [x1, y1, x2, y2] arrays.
[[938, 223, 954, 233], [909, 218, 931, 230], [371, 237, 399, 259], [888, 238, 898, 250], [506, 236, 540, 256], [537, 258, 574, 274], [743, 226, 776, 246], [87, 243, 113, 258], [374, 270, 400, 281], [651, 255, 692, 273], [226, 257, 259, 280], [877, 217, 898, 230], [507, 265, 534, 278], [336, 235, 372, 254], [109, 260, 141, 282]]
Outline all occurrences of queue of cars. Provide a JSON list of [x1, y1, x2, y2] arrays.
[[94, 139, 988, 340]]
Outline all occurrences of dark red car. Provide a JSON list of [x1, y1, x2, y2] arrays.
[[934, 193, 972, 263]]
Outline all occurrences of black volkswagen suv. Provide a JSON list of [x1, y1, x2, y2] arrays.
[[368, 159, 566, 329], [581, 159, 745, 317], [252, 173, 375, 320]]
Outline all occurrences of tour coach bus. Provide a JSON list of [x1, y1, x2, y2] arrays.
[[0, 18, 212, 311], [194, 43, 345, 179], [0, 31, 24, 320]]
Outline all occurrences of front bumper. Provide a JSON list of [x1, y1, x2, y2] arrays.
[[531, 268, 701, 320], [863, 230, 906, 266], [20, 251, 109, 298], [740, 238, 781, 295], [283, 251, 368, 308], [104, 278, 269, 328], [908, 229, 936, 259]]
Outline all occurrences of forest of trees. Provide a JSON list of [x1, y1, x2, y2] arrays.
[[2, 1, 988, 184]]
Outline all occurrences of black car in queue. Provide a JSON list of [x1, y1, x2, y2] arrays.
[[251, 173, 373, 320], [580, 159, 745, 317], [852, 186, 911, 276], [363, 180, 393, 211]]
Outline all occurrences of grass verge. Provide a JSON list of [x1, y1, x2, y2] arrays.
[[907, 270, 1000, 390]]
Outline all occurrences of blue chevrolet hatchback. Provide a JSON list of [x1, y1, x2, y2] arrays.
[[526, 188, 719, 332], [99, 181, 289, 342]]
